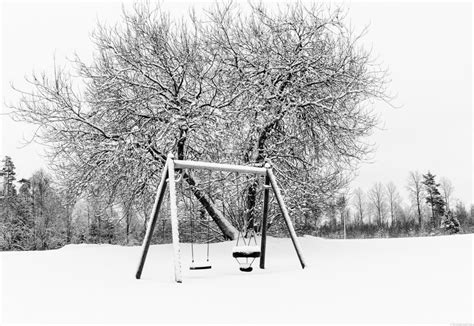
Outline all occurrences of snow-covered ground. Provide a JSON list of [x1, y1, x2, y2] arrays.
[[1, 235, 473, 324]]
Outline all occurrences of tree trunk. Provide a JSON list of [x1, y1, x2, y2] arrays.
[[98, 213, 102, 243], [245, 179, 257, 233], [126, 214, 130, 245], [416, 195, 422, 227], [174, 126, 238, 240], [430, 195, 436, 228], [65, 205, 71, 243], [342, 212, 346, 239], [242, 119, 279, 233], [87, 206, 90, 240], [123, 201, 131, 245], [183, 172, 238, 240], [142, 213, 148, 236]]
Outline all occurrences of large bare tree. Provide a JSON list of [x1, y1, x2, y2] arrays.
[[10, 2, 389, 239]]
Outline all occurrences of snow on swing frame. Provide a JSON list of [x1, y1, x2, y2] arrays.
[[135, 153, 306, 283]]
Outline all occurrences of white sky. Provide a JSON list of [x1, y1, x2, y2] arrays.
[[1, 1, 472, 206]]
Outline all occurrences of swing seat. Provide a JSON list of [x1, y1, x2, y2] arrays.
[[189, 261, 212, 270], [232, 245, 261, 258]]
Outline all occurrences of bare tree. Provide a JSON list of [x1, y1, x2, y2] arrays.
[[407, 171, 424, 227], [385, 182, 400, 226], [439, 177, 454, 211], [352, 188, 365, 225], [9, 2, 389, 238], [206, 2, 390, 226], [368, 182, 386, 226]]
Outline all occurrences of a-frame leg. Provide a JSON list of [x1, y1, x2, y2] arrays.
[[267, 168, 306, 269], [136, 161, 169, 279], [259, 169, 271, 269], [167, 154, 183, 283]]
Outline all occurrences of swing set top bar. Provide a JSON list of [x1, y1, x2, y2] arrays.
[[173, 159, 267, 175]]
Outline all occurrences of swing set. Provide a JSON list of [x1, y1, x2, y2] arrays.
[[135, 153, 306, 283]]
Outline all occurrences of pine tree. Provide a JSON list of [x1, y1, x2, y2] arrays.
[[422, 172, 446, 228], [1, 156, 17, 197], [441, 210, 460, 234]]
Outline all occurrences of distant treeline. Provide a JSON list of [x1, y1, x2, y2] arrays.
[[1, 156, 472, 251]]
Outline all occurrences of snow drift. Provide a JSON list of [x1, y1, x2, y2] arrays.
[[1, 235, 472, 323]]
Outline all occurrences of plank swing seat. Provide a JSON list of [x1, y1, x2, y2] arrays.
[[189, 261, 212, 270], [184, 169, 214, 271]]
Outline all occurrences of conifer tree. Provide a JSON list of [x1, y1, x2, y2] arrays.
[[1, 156, 17, 197], [422, 172, 445, 227]]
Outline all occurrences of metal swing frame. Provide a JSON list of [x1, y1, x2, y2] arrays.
[[135, 153, 306, 283]]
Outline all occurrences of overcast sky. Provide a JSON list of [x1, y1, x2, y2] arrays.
[[1, 1, 472, 206]]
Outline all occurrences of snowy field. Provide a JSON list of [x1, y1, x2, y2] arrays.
[[1, 235, 473, 324]]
